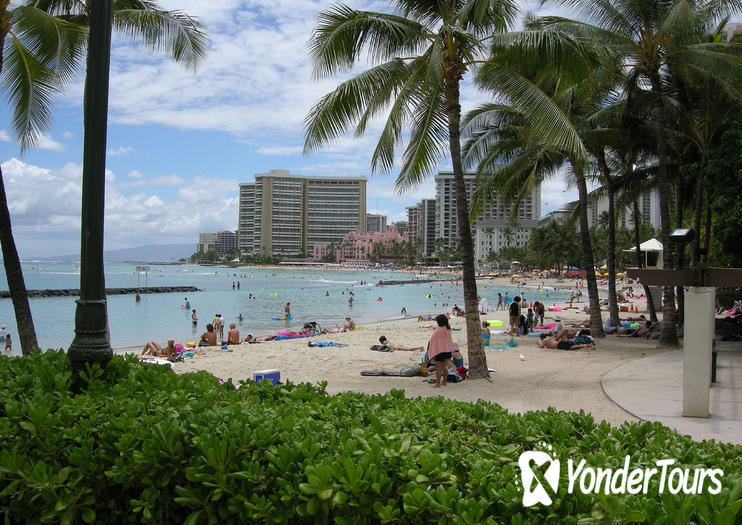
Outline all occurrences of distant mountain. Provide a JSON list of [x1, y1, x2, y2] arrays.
[[31, 243, 195, 263]]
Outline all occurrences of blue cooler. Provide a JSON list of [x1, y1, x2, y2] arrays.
[[254, 369, 281, 386]]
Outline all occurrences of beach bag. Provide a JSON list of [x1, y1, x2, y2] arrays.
[[399, 365, 419, 377], [370, 344, 393, 352], [198, 337, 210, 347]]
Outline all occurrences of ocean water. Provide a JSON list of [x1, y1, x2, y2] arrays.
[[0, 262, 571, 353]]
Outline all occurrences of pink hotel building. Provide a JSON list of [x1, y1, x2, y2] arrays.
[[313, 223, 408, 263]]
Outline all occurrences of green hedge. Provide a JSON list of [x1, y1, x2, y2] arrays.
[[0, 351, 740, 524]]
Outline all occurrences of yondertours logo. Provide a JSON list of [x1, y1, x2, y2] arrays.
[[517, 443, 724, 507]]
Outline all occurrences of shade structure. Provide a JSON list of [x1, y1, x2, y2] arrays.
[[623, 238, 664, 269]]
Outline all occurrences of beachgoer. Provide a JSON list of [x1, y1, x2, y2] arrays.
[[199, 324, 217, 347], [236, 281, 240, 290], [0, 325, 5, 347], [185, 298, 190, 310], [243, 334, 275, 343], [526, 308, 534, 328], [378, 335, 423, 351], [342, 317, 356, 331], [135, 293, 141, 302], [401, 307, 407, 316], [538, 334, 594, 351], [237, 313, 244, 322], [428, 314, 455, 388], [616, 321, 654, 337], [285, 302, 291, 317], [225, 323, 240, 345], [141, 339, 175, 357], [509, 296, 521, 336], [496, 293, 503, 310], [4, 333, 10, 355], [481, 321, 491, 345], [348, 296, 354, 307], [504, 292, 510, 304], [191, 309, 198, 325]]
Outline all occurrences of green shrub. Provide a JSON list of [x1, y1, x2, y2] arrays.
[[0, 351, 740, 524]]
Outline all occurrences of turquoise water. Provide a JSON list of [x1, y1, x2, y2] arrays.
[[0, 262, 571, 353]]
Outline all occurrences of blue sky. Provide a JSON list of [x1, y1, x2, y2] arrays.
[[0, 0, 709, 257]]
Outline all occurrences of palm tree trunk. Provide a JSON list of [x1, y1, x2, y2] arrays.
[[633, 201, 658, 322], [445, 71, 487, 378], [574, 166, 604, 336], [703, 190, 712, 262], [0, 165, 39, 355], [650, 74, 678, 346], [691, 167, 704, 266], [675, 182, 686, 330], [597, 153, 619, 327]]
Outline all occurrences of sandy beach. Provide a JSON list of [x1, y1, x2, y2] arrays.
[[170, 277, 662, 427]]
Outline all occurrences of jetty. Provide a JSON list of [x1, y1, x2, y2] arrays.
[[377, 278, 454, 286], [0, 286, 201, 299]]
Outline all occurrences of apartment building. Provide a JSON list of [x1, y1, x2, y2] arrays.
[[197, 230, 237, 256], [238, 170, 367, 256], [366, 213, 388, 233], [407, 198, 436, 257], [434, 171, 541, 264]]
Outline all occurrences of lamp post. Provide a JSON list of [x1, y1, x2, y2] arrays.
[[68, 0, 114, 374]]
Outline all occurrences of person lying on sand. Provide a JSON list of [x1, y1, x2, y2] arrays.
[[242, 334, 275, 343], [378, 335, 424, 351], [538, 334, 594, 351], [615, 321, 654, 337], [141, 339, 175, 357]]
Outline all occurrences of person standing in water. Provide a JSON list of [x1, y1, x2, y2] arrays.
[[285, 302, 291, 318], [191, 309, 198, 325], [185, 297, 190, 310]]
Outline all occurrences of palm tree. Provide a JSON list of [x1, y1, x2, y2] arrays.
[[303, 0, 518, 378], [463, 50, 610, 336], [0, 0, 206, 355], [539, 0, 742, 345]]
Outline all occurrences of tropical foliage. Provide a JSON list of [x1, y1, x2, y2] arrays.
[[1, 351, 740, 523]]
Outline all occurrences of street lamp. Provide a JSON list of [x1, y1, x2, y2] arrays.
[[68, 0, 114, 375]]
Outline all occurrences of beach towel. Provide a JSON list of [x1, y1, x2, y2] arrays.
[[486, 344, 510, 351], [361, 370, 404, 376], [507, 337, 519, 348], [308, 341, 348, 347]]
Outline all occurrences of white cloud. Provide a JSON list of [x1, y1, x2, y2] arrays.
[[255, 145, 303, 155], [127, 170, 145, 179], [107, 146, 134, 157], [35, 134, 65, 151], [0, 129, 10, 142], [62, 131, 75, 139], [1, 158, 238, 257]]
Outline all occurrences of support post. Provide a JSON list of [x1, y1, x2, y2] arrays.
[[682, 286, 715, 417], [68, 0, 114, 374]]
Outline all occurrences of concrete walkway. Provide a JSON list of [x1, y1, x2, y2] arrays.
[[602, 343, 742, 445]]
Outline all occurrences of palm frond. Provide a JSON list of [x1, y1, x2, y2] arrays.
[[308, 5, 426, 79], [453, 0, 517, 36], [112, 0, 208, 70], [477, 62, 589, 164], [303, 58, 416, 155], [11, 6, 88, 84], [395, 82, 447, 190], [2, 32, 58, 151]]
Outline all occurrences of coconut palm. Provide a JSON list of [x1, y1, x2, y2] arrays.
[[463, 46, 613, 336], [303, 0, 519, 378], [0, 0, 206, 355], [538, 0, 742, 345]]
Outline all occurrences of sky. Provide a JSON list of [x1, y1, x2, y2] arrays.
[[0, 1, 596, 258]]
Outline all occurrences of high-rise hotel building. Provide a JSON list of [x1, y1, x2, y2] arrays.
[[238, 170, 367, 256], [434, 171, 540, 264]]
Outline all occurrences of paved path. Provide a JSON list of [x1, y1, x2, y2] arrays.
[[602, 343, 742, 444]]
